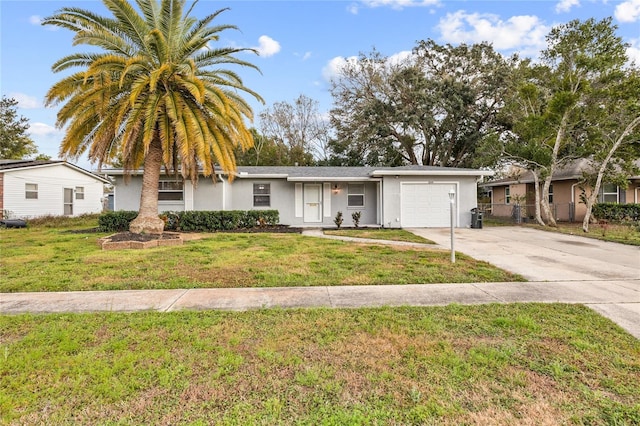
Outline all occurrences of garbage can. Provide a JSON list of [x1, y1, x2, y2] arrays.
[[470, 208, 483, 229]]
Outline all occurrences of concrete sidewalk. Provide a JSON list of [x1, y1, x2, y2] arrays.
[[2, 280, 639, 338]]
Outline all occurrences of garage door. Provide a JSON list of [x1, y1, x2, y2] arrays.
[[401, 183, 455, 227]]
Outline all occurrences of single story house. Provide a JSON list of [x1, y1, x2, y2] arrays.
[[107, 165, 493, 228], [0, 160, 110, 219], [480, 159, 640, 222]]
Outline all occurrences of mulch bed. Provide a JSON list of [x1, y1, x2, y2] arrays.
[[105, 232, 181, 243]]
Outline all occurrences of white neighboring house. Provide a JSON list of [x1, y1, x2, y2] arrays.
[[0, 160, 110, 219]]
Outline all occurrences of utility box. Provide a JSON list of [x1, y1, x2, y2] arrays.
[[471, 208, 483, 229]]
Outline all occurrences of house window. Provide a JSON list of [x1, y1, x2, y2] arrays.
[[548, 184, 553, 204], [253, 183, 270, 207], [25, 183, 38, 199], [505, 187, 511, 204], [599, 183, 619, 203], [158, 180, 184, 201], [348, 183, 365, 208], [75, 187, 85, 200]]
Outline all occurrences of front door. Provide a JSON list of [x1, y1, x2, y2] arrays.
[[63, 188, 73, 216], [303, 184, 322, 223]]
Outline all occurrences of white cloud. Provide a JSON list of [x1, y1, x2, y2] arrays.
[[555, 0, 580, 13], [436, 11, 549, 55], [322, 56, 359, 82], [28, 122, 60, 137], [10, 93, 41, 109], [302, 51, 312, 61], [627, 38, 640, 66], [348, 0, 439, 14], [615, 0, 640, 23], [29, 14, 58, 31], [322, 51, 414, 83], [388, 50, 413, 66], [254, 35, 281, 57]]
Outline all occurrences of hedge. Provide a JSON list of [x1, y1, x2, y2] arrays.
[[98, 211, 139, 232], [591, 203, 640, 223], [98, 210, 280, 233]]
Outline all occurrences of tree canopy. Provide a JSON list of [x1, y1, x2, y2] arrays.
[[0, 96, 38, 160], [43, 0, 262, 233], [328, 43, 518, 167]]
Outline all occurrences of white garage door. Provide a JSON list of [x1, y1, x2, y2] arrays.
[[401, 183, 455, 227]]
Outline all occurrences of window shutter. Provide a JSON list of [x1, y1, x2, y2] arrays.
[[323, 183, 331, 217], [295, 183, 303, 217]]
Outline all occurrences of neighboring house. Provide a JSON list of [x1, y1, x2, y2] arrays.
[[480, 159, 640, 222], [0, 160, 110, 219], [107, 165, 493, 228]]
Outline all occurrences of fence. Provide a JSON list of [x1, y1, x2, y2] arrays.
[[479, 203, 576, 224]]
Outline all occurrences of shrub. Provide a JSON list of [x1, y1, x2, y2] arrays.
[[160, 211, 181, 231], [352, 211, 362, 228], [99, 210, 280, 232], [592, 203, 640, 223], [334, 211, 343, 229], [98, 211, 138, 232]]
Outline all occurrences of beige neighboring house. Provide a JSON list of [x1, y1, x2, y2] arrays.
[[0, 160, 110, 220], [480, 159, 640, 223]]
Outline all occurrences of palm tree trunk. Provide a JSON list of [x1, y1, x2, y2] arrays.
[[129, 137, 165, 234]]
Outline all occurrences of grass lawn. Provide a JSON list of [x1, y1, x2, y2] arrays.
[[1, 304, 639, 424], [324, 228, 435, 244], [483, 216, 640, 246], [0, 219, 521, 293], [528, 222, 640, 246]]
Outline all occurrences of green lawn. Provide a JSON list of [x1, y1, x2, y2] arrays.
[[324, 228, 435, 244], [483, 216, 640, 246], [0, 220, 521, 292], [1, 305, 638, 424], [528, 222, 640, 246]]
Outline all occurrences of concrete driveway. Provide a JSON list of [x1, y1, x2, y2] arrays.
[[408, 226, 640, 338]]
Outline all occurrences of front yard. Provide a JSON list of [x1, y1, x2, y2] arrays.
[[1, 305, 639, 424], [0, 218, 521, 293], [2, 217, 638, 425]]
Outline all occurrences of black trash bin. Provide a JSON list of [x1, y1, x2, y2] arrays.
[[0, 219, 27, 228], [470, 208, 483, 229]]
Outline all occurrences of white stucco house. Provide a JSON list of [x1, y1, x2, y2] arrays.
[[107, 165, 492, 228], [0, 160, 110, 219]]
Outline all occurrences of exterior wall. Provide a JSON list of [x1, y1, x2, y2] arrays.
[[626, 180, 640, 204], [487, 179, 640, 222], [228, 179, 379, 227], [328, 181, 378, 227], [192, 179, 224, 211], [550, 180, 581, 222], [381, 175, 479, 228], [112, 175, 381, 227], [112, 176, 143, 212], [2, 165, 104, 219], [112, 173, 487, 228], [0, 173, 4, 219]]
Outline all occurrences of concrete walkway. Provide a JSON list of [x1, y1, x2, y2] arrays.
[[1, 227, 639, 339]]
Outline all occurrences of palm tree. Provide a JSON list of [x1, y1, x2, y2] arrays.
[[44, 0, 262, 234]]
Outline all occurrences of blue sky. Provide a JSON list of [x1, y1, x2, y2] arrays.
[[1, 0, 639, 170]]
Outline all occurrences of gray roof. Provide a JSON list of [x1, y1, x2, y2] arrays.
[[481, 158, 640, 187], [104, 165, 492, 179], [0, 159, 65, 171], [0, 159, 110, 183]]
